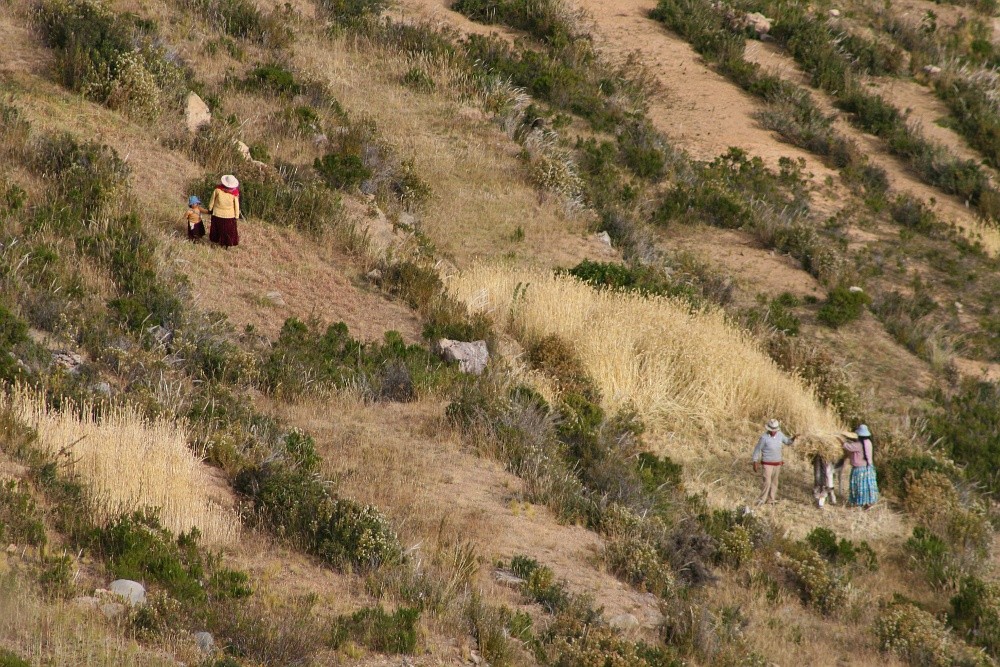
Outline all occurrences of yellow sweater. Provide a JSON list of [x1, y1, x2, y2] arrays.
[[208, 188, 240, 219]]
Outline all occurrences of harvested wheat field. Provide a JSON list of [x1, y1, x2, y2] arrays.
[[449, 265, 842, 437]]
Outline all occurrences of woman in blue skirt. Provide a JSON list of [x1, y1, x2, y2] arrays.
[[843, 424, 879, 509]]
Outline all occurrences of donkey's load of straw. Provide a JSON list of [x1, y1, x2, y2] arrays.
[[795, 431, 857, 461]]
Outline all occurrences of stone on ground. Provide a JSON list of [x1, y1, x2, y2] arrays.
[[109, 579, 146, 605], [185, 92, 211, 134], [437, 339, 489, 375]]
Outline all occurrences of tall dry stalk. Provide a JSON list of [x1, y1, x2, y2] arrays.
[[448, 266, 842, 441], [2, 387, 237, 545]]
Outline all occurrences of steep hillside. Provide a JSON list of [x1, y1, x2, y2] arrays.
[[3, 0, 1000, 666]]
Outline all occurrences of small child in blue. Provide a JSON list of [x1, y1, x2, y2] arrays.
[[184, 195, 208, 241]]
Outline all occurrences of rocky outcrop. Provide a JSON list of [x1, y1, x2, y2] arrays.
[[437, 339, 489, 375], [185, 92, 211, 134]]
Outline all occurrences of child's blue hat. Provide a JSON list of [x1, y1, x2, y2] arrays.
[[188, 195, 201, 206], [855, 424, 871, 438]]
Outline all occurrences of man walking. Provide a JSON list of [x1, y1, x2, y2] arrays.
[[751, 419, 796, 505]]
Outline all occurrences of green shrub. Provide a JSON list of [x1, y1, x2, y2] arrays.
[[701, 507, 768, 569], [636, 452, 682, 493], [601, 505, 675, 596], [0, 304, 29, 383], [176, 0, 292, 45], [240, 63, 301, 95], [905, 526, 960, 591], [97, 511, 209, 602], [379, 261, 442, 310], [817, 286, 870, 328], [453, 0, 579, 45], [401, 66, 435, 91], [38, 553, 75, 599], [261, 317, 452, 399], [316, 0, 387, 21], [313, 152, 371, 189], [0, 649, 30, 667], [36, 0, 186, 118], [235, 433, 402, 571], [329, 605, 420, 654], [875, 598, 992, 667], [0, 480, 46, 548], [805, 527, 877, 570], [926, 381, 1000, 494], [951, 577, 1000, 659], [509, 555, 571, 613], [779, 541, 849, 614], [741, 292, 801, 336]]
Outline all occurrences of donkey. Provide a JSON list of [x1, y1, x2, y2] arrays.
[[812, 453, 847, 508]]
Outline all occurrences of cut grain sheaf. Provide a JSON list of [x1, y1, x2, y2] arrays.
[[2, 387, 238, 545], [448, 266, 843, 441]]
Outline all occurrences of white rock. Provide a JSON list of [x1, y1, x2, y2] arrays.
[[828, 8, 841, 17], [366, 269, 383, 283], [185, 92, 212, 134], [194, 631, 215, 653], [437, 339, 489, 375], [609, 613, 641, 630], [265, 291, 286, 306], [595, 231, 612, 247], [397, 212, 416, 228], [923, 65, 942, 76], [745, 12, 772, 36], [91, 382, 112, 396], [109, 579, 146, 605], [848, 285, 864, 293], [235, 140, 252, 160]]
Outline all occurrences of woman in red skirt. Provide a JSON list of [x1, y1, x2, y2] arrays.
[[208, 174, 241, 248]]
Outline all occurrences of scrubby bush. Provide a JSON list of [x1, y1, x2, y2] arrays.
[[316, 0, 388, 21], [0, 480, 46, 548], [805, 527, 877, 570], [261, 317, 452, 399], [314, 152, 371, 190], [176, 0, 293, 45], [0, 304, 30, 383], [700, 507, 768, 569], [951, 576, 1000, 659], [97, 510, 250, 603], [235, 431, 402, 571], [0, 650, 30, 667], [329, 605, 420, 654], [240, 63, 301, 96], [601, 505, 675, 596], [741, 292, 801, 336], [35, 0, 187, 119], [817, 286, 870, 328], [779, 541, 849, 614], [927, 380, 1000, 494], [875, 598, 992, 667]]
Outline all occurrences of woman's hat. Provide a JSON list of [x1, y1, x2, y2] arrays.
[[840, 430, 859, 440], [188, 195, 201, 206], [220, 174, 239, 189], [765, 419, 780, 431], [855, 424, 872, 438]]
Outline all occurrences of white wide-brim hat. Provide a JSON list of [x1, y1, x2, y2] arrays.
[[765, 419, 780, 431], [220, 174, 239, 189]]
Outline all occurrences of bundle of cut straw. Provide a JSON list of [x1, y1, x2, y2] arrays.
[[794, 432, 856, 461]]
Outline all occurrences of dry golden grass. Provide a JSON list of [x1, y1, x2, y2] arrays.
[[449, 265, 842, 439], [290, 32, 605, 268], [2, 387, 238, 545], [0, 573, 183, 666]]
